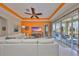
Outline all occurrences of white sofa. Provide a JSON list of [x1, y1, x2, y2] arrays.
[[0, 39, 59, 56]]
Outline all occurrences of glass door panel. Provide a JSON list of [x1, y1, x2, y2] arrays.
[[72, 15, 78, 51]]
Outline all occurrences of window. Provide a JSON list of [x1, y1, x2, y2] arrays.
[[52, 23, 56, 32], [72, 15, 78, 38], [56, 22, 61, 33], [71, 15, 78, 50], [52, 9, 79, 52], [45, 24, 49, 37]]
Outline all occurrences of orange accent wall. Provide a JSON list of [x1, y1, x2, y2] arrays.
[[21, 21, 52, 37]]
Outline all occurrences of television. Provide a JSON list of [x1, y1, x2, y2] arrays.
[[32, 27, 42, 31]]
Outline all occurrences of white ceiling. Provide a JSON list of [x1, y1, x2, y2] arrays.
[[0, 8, 20, 23], [3, 3, 60, 18], [52, 3, 79, 21], [0, 3, 79, 21]]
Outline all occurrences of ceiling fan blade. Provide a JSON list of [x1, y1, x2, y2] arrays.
[[36, 13, 42, 15], [31, 8, 35, 14], [24, 12, 32, 15], [30, 16, 34, 18], [35, 16, 39, 18]]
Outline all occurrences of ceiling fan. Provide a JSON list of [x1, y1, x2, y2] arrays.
[[24, 8, 42, 18]]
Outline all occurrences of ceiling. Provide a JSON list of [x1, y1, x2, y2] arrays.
[[0, 3, 79, 21], [3, 3, 60, 18], [52, 3, 79, 20]]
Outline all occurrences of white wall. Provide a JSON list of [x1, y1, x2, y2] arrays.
[[0, 16, 8, 36], [0, 8, 20, 36]]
